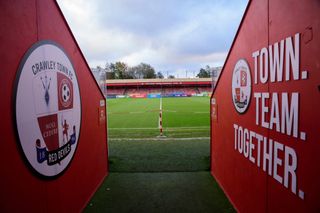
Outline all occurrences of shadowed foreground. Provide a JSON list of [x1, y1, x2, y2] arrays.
[[84, 139, 234, 212]]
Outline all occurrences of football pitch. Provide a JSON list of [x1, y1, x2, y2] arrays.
[[85, 97, 234, 212], [107, 97, 210, 138]]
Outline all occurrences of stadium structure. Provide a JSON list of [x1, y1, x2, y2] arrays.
[[105, 78, 212, 98]]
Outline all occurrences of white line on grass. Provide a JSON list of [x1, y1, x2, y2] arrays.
[[108, 126, 210, 130], [109, 127, 158, 130], [163, 110, 177, 112], [112, 108, 208, 116], [109, 137, 210, 141], [164, 126, 210, 129]]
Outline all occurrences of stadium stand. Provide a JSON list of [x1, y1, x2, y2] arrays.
[[105, 78, 212, 98], [106, 88, 126, 95], [162, 87, 198, 95], [198, 87, 212, 93]]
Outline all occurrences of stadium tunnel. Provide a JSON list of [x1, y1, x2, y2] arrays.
[[0, 0, 108, 211], [2, 0, 320, 212]]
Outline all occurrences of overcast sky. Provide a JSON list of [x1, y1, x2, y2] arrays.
[[57, 0, 247, 77]]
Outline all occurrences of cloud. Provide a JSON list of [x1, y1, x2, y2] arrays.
[[57, 0, 247, 74]]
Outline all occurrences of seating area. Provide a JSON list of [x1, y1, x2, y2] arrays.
[[198, 87, 212, 93], [107, 88, 125, 95], [162, 87, 198, 95], [107, 86, 210, 96], [124, 88, 162, 95], [145, 88, 162, 94]]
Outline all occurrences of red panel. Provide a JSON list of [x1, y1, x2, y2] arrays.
[[0, 0, 108, 212], [0, 1, 46, 212], [211, 0, 320, 212], [267, 0, 320, 212], [211, 1, 268, 212]]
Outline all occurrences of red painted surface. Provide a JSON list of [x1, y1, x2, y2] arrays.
[[210, 0, 320, 212], [0, 0, 108, 212]]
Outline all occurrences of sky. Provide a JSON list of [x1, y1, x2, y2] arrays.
[[57, 0, 248, 78]]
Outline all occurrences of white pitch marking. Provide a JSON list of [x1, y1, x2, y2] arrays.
[[164, 110, 177, 113], [164, 126, 210, 129], [109, 127, 158, 130], [108, 126, 210, 130], [109, 137, 210, 141]]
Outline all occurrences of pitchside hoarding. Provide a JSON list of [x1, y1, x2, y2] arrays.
[[210, 0, 320, 212]]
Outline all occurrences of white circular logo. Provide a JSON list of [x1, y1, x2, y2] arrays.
[[232, 59, 251, 113], [14, 40, 81, 178]]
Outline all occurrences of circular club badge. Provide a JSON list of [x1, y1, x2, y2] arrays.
[[14, 40, 81, 178], [232, 59, 251, 114]]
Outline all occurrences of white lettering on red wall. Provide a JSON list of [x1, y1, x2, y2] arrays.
[[233, 33, 306, 200]]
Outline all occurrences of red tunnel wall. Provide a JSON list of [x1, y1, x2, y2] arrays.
[[0, 0, 108, 212], [210, 0, 320, 212]]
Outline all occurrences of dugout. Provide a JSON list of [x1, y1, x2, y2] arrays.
[[210, 0, 320, 212], [0, 0, 108, 212]]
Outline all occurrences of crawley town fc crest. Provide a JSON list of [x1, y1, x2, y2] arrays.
[[14, 40, 81, 178], [232, 59, 251, 114]]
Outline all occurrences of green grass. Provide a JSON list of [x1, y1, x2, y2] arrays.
[[107, 97, 210, 138], [85, 137, 235, 212], [85, 172, 234, 213], [107, 98, 159, 128], [163, 97, 210, 127], [107, 97, 211, 173], [84, 97, 234, 212], [108, 139, 210, 172]]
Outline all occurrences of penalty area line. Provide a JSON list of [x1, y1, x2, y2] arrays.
[[108, 126, 210, 130], [109, 137, 210, 141]]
